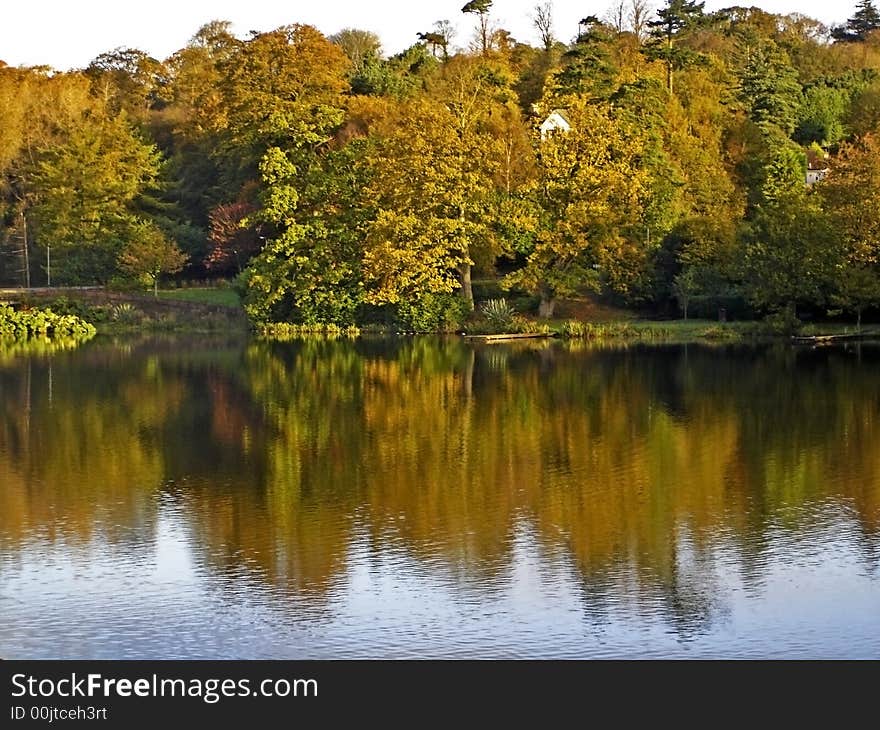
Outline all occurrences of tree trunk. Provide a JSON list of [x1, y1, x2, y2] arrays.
[[538, 295, 556, 319], [459, 262, 474, 311], [683, 300, 689, 321], [858, 307, 862, 333], [21, 213, 30, 289], [154, 276, 159, 299]]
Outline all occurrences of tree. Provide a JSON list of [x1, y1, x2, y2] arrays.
[[630, 0, 654, 42], [462, 0, 495, 56], [550, 17, 617, 99], [362, 59, 516, 311], [417, 31, 449, 60], [242, 139, 368, 325], [205, 201, 262, 275], [532, 2, 556, 51], [795, 84, 848, 146], [819, 133, 880, 327], [737, 42, 802, 135], [329, 29, 382, 71], [86, 47, 169, 116], [504, 98, 651, 317], [218, 25, 350, 187], [118, 224, 188, 297], [672, 267, 699, 319], [30, 106, 164, 284], [739, 188, 837, 326], [832, 0, 880, 42], [646, 0, 705, 94]]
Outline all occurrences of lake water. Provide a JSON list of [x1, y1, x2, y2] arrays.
[[1, 336, 878, 659]]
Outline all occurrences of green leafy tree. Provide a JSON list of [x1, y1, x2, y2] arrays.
[[739, 189, 837, 325], [795, 84, 849, 146], [242, 143, 367, 326], [30, 107, 163, 284], [737, 42, 802, 135], [117, 223, 188, 297], [549, 17, 617, 99]]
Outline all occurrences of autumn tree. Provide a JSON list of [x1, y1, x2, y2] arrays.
[[361, 59, 520, 314], [205, 201, 262, 275], [504, 98, 651, 317], [86, 47, 169, 117], [819, 134, 880, 327], [217, 25, 350, 189]]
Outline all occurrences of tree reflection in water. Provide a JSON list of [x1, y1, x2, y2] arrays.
[[0, 335, 878, 651]]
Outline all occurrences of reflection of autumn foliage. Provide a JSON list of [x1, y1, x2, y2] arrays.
[[1, 339, 879, 620], [205, 202, 262, 275]]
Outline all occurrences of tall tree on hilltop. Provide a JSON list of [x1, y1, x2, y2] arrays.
[[647, 0, 705, 94], [550, 17, 616, 99], [462, 0, 495, 56], [329, 29, 382, 71], [832, 0, 880, 42], [532, 2, 556, 51]]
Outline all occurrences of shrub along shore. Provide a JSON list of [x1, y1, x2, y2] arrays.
[[1, 287, 874, 348]]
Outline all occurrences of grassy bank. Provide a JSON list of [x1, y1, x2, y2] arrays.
[[549, 319, 756, 342], [157, 288, 241, 308]]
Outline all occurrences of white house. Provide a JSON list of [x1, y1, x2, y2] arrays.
[[806, 148, 829, 186], [806, 164, 829, 186], [539, 109, 572, 140]]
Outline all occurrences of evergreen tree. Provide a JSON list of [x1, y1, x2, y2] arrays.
[[646, 0, 705, 94], [832, 0, 880, 42]]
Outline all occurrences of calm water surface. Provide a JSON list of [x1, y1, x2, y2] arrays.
[[1, 336, 878, 658]]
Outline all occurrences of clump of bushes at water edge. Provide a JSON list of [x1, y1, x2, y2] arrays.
[[0, 304, 97, 341]]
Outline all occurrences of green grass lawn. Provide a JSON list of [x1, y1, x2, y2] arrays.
[[158, 288, 241, 308]]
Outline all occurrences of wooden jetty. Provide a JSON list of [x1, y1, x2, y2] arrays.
[[791, 331, 878, 345], [463, 332, 557, 344]]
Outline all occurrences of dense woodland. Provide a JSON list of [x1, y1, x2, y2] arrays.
[[4, 1, 880, 330]]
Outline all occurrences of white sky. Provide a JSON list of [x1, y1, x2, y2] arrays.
[[0, 0, 850, 71]]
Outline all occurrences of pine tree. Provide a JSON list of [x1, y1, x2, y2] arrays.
[[832, 0, 880, 42], [646, 0, 705, 93]]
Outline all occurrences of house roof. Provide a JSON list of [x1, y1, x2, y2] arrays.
[[546, 109, 571, 125]]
